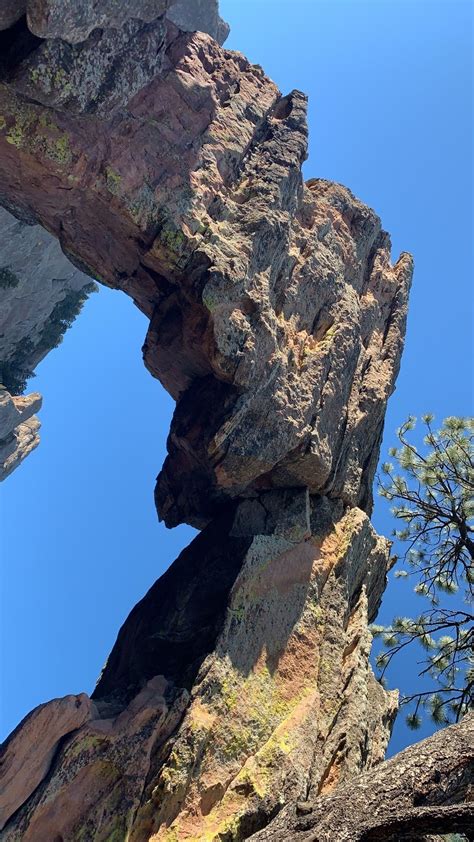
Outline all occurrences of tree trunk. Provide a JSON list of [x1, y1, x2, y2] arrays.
[[250, 713, 474, 841]]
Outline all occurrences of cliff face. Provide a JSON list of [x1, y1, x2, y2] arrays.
[[0, 3, 413, 841], [0, 206, 96, 479], [1, 494, 398, 841], [0, 23, 412, 525]]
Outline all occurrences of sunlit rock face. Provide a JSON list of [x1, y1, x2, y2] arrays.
[[0, 25, 412, 524], [0, 493, 397, 841], [0, 0, 228, 116], [0, 386, 41, 479], [0, 1, 411, 839]]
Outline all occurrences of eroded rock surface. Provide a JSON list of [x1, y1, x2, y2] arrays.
[[0, 386, 41, 479], [1, 494, 397, 840], [0, 2, 414, 840], [0, 206, 95, 479], [0, 27, 412, 525]]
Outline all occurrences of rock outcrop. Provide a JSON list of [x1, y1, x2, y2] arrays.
[[0, 24, 412, 524], [0, 2, 420, 841], [0, 206, 96, 479], [0, 693, 94, 830], [1, 493, 398, 840], [0, 385, 41, 479]]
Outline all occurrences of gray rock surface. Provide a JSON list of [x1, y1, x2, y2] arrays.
[[0, 207, 93, 367], [0, 1, 228, 117], [0, 0, 24, 31], [27, 0, 169, 43], [0, 206, 94, 480], [168, 0, 229, 44]]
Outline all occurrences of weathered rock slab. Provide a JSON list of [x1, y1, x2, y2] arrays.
[[0, 30, 412, 525], [0, 386, 41, 479], [0, 493, 398, 841], [0, 1, 24, 31], [0, 693, 94, 830]]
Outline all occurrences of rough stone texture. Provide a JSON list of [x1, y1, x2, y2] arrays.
[[0, 693, 94, 830], [0, 205, 95, 479], [0, 494, 397, 840], [127, 496, 397, 842], [27, 0, 169, 43], [168, 0, 229, 44], [0, 386, 41, 479], [0, 0, 229, 44], [251, 713, 474, 842], [0, 1, 24, 31], [0, 30, 413, 526], [0, 2, 228, 117], [24, 0, 228, 45], [0, 3, 420, 840], [1, 15, 171, 117]]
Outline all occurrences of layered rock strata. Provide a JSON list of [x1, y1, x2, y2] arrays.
[[0, 3, 415, 841]]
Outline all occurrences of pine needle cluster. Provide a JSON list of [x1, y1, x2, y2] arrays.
[[374, 415, 473, 728]]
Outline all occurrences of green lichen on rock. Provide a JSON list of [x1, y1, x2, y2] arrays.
[[45, 132, 72, 165], [29, 63, 73, 97], [105, 167, 122, 195], [0, 98, 73, 165]]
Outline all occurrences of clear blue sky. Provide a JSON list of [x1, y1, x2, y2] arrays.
[[0, 0, 472, 757]]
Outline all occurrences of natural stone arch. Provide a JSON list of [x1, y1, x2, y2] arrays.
[[3, 8, 466, 842]]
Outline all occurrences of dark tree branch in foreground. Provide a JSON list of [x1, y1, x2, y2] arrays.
[[251, 713, 474, 841]]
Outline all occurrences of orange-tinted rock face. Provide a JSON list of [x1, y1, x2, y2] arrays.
[[0, 3, 410, 840], [0, 693, 94, 830], [0, 494, 397, 841]]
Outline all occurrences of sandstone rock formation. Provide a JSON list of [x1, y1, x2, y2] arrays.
[[4, 3, 467, 842], [0, 693, 94, 830], [253, 712, 474, 841], [0, 23, 413, 525], [0, 385, 41, 479], [1, 494, 398, 840], [0, 206, 96, 479]]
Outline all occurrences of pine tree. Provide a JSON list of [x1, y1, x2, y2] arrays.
[[373, 415, 473, 728]]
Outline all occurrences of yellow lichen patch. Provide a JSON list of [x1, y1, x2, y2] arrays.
[[0, 97, 73, 166], [45, 133, 72, 165], [105, 167, 122, 196], [64, 734, 109, 760]]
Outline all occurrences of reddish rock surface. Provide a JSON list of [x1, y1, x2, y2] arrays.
[[0, 3, 418, 841], [0, 693, 93, 830], [0, 494, 398, 841], [0, 27, 412, 526]]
